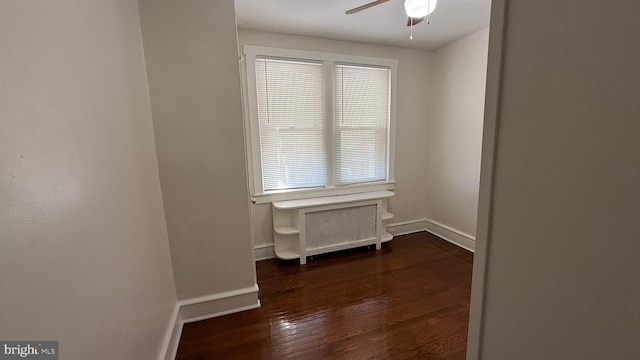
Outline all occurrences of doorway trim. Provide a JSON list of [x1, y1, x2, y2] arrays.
[[466, 0, 507, 359]]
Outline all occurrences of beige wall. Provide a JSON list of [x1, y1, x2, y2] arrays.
[[138, 0, 256, 300], [0, 1, 177, 359], [473, 1, 640, 359], [427, 28, 489, 238], [237, 30, 432, 251]]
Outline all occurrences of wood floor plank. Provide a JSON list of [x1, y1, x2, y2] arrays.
[[176, 232, 473, 359]]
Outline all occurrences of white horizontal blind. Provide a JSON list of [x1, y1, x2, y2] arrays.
[[255, 58, 325, 191], [334, 65, 390, 185]]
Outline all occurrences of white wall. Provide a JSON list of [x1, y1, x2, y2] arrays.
[[426, 27, 489, 241], [0, 1, 177, 359], [138, 0, 257, 304], [472, 1, 640, 359], [237, 30, 432, 256]]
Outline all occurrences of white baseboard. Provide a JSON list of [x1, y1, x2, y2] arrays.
[[254, 242, 275, 261], [386, 218, 429, 236], [159, 305, 182, 360], [179, 285, 261, 323], [386, 218, 476, 252], [424, 218, 476, 252], [160, 284, 261, 360]]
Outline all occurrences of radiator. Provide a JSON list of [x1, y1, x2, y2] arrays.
[[271, 190, 394, 264], [305, 204, 377, 250]]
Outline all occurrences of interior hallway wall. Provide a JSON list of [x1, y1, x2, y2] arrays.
[[473, 1, 640, 358], [0, 1, 177, 359]]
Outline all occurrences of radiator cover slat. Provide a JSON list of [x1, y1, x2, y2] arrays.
[[305, 204, 377, 250]]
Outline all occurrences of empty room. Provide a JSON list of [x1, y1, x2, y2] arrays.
[[2, 1, 638, 360]]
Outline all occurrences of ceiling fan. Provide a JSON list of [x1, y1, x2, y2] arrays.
[[345, 0, 437, 28]]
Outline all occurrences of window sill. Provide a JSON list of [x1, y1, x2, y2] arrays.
[[251, 181, 396, 204], [272, 190, 394, 209]]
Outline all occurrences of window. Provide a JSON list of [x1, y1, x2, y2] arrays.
[[243, 46, 397, 203], [256, 58, 326, 191], [334, 64, 390, 185]]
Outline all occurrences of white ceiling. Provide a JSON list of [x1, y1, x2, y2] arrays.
[[235, 0, 491, 51]]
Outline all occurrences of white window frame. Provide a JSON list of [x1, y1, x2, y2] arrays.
[[242, 45, 397, 204]]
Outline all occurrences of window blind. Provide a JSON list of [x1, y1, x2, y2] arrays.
[[255, 58, 325, 191], [334, 65, 390, 185]]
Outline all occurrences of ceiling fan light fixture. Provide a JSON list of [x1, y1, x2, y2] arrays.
[[404, 0, 437, 18]]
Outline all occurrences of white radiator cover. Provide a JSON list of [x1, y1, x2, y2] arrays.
[[271, 191, 395, 264], [305, 204, 377, 250]]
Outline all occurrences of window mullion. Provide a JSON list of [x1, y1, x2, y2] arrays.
[[324, 60, 336, 188]]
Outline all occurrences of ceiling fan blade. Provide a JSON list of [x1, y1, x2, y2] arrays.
[[406, 17, 425, 26], [346, 0, 392, 14]]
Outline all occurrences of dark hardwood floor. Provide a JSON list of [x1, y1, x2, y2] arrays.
[[176, 232, 473, 359]]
